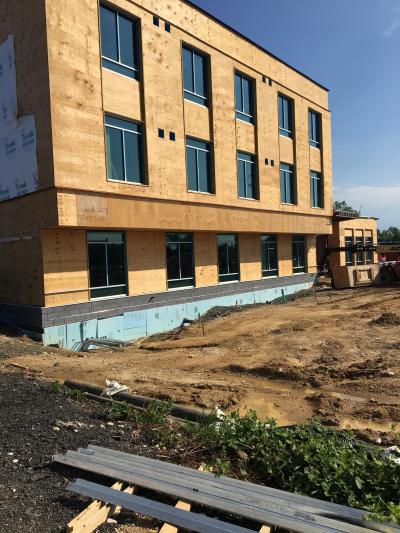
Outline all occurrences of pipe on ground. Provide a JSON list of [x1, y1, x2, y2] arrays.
[[64, 380, 208, 423]]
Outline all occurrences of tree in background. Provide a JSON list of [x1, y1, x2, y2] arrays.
[[379, 226, 400, 242], [333, 201, 359, 214]]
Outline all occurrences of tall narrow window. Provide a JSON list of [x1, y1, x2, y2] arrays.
[[278, 95, 293, 138], [235, 72, 254, 123], [280, 163, 296, 204], [356, 236, 364, 265], [166, 233, 194, 289], [100, 5, 140, 79], [182, 46, 209, 106], [237, 152, 258, 199], [105, 115, 145, 184], [345, 236, 354, 266], [186, 138, 213, 193], [261, 235, 278, 277], [365, 236, 373, 264], [218, 234, 239, 282], [293, 236, 306, 274], [309, 110, 321, 148], [88, 232, 127, 299], [311, 171, 324, 208]]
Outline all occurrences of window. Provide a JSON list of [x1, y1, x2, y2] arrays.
[[100, 5, 140, 79], [218, 234, 239, 282], [235, 72, 254, 123], [261, 235, 278, 277], [237, 152, 258, 199], [278, 95, 293, 138], [182, 46, 209, 106], [166, 233, 194, 289], [311, 171, 324, 208], [186, 138, 213, 193], [345, 236, 354, 266], [88, 232, 127, 299], [105, 115, 145, 184], [356, 236, 364, 265], [309, 110, 321, 148], [280, 163, 296, 204], [292, 236, 306, 274], [365, 236, 373, 264]]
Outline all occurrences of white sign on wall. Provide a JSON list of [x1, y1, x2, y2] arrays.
[[0, 35, 39, 202]]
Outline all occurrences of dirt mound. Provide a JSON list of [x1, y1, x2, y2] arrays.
[[226, 362, 304, 381], [270, 320, 311, 335], [371, 312, 400, 326]]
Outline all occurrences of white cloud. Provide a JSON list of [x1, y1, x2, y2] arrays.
[[384, 18, 400, 36], [334, 185, 400, 228]]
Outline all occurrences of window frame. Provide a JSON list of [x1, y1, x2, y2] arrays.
[[237, 151, 258, 200], [309, 109, 322, 148], [365, 236, 373, 264], [166, 233, 195, 290], [217, 234, 240, 283], [310, 170, 324, 208], [356, 236, 364, 265], [182, 44, 209, 107], [261, 235, 278, 277], [278, 94, 294, 138], [292, 235, 307, 274], [345, 236, 355, 266], [87, 231, 127, 300], [280, 163, 297, 205], [100, 4, 140, 80], [105, 114, 146, 185], [235, 71, 255, 124], [185, 137, 214, 194]]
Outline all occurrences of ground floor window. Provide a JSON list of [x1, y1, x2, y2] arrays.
[[218, 234, 239, 282], [88, 232, 127, 299], [356, 236, 364, 265], [345, 236, 354, 266], [166, 233, 194, 289], [292, 235, 306, 274], [261, 235, 278, 277], [365, 236, 373, 264]]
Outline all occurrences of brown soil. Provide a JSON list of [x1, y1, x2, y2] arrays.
[[2, 286, 400, 443]]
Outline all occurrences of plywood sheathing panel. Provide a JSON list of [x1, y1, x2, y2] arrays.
[[328, 218, 379, 268], [194, 232, 218, 287], [236, 120, 256, 155], [239, 233, 261, 281], [184, 100, 211, 141], [306, 235, 317, 273], [277, 234, 293, 277], [102, 68, 143, 122]]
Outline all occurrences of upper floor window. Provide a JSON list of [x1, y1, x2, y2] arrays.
[[182, 46, 209, 106], [186, 138, 214, 194], [356, 236, 364, 265], [235, 72, 254, 123], [345, 236, 354, 266], [237, 151, 258, 200], [278, 95, 293, 138], [309, 110, 321, 148], [88, 231, 127, 299], [218, 234, 239, 283], [166, 233, 194, 289], [261, 235, 278, 277], [293, 236, 306, 274], [280, 163, 296, 205], [311, 171, 324, 208], [105, 115, 145, 184], [100, 5, 140, 79], [365, 236, 373, 264]]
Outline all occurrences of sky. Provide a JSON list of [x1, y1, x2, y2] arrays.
[[191, 0, 400, 229]]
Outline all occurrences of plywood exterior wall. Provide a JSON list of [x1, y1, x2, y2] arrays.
[[329, 218, 378, 269], [239, 234, 262, 281], [194, 233, 218, 287]]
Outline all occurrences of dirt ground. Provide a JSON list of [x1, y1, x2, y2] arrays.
[[2, 286, 400, 443]]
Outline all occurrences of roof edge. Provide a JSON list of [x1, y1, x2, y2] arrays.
[[183, 0, 330, 92]]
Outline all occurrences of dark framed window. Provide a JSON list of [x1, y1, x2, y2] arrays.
[[309, 110, 321, 148], [356, 236, 364, 265], [278, 95, 293, 138], [280, 163, 296, 204], [182, 46, 209, 106], [166, 233, 194, 289], [235, 72, 254, 123], [261, 235, 278, 277], [88, 232, 127, 299], [218, 234, 239, 282], [345, 236, 354, 266], [293, 236, 306, 274], [365, 236, 373, 264], [237, 152, 258, 199], [105, 115, 145, 184], [186, 138, 214, 193], [100, 5, 140, 79], [311, 171, 323, 208]]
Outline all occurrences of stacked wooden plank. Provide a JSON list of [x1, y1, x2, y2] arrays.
[[54, 445, 398, 533]]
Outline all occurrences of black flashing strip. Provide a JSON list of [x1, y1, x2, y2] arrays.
[[182, 0, 329, 92]]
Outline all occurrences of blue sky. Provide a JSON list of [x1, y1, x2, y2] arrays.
[[191, 0, 400, 229]]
